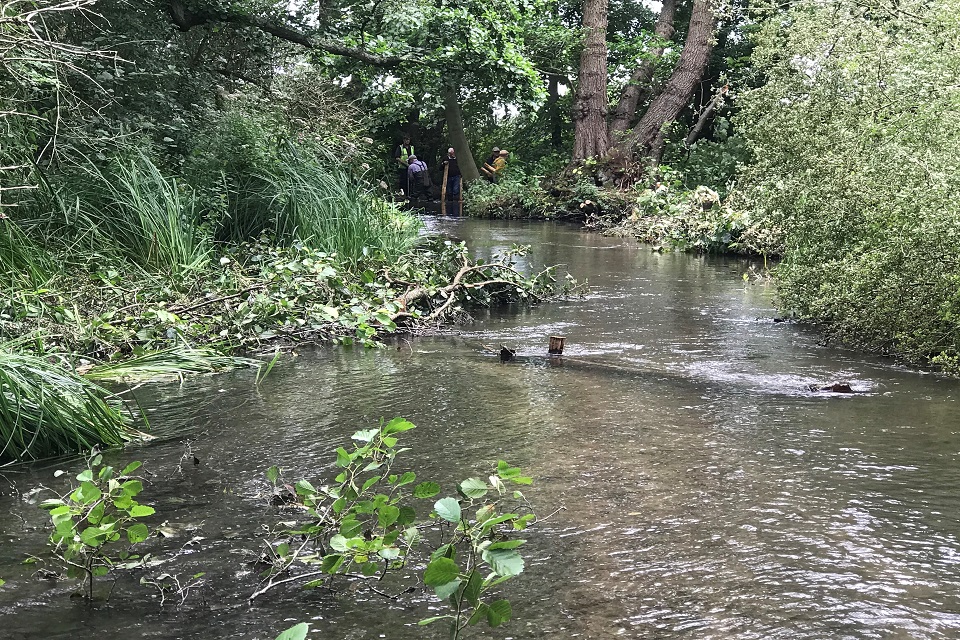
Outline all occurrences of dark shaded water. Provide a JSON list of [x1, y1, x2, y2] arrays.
[[2, 219, 960, 639]]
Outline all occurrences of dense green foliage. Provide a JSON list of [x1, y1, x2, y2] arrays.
[[738, 0, 960, 369]]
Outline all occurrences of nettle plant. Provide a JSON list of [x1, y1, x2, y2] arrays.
[[38, 452, 154, 599], [258, 418, 537, 638]]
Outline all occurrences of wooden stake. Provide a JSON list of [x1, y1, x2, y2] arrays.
[[548, 336, 566, 355], [441, 162, 449, 215]]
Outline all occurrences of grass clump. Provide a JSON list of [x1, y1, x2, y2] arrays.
[[0, 349, 139, 464], [256, 149, 419, 262], [39, 151, 211, 280]]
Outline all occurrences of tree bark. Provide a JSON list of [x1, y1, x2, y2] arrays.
[[546, 73, 563, 149], [619, 0, 718, 161], [443, 83, 480, 182], [570, 0, 610, 161], [607, 0, 677, 137]]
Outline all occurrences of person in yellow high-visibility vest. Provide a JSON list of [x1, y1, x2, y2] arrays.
[[393, 135, 415, 194]]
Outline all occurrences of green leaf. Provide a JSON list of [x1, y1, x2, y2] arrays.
[[396, 505, 416, 525], [383, 418, 416, 435], [396, 471, 416, 486], [484, 549, 524, 577], [129, 504, 155, 517], [513, 514, 535, 530], [468, 603, 489, 626], [488, 539, 526, 550], [321, 554, 344, 573], [266, 466, 280, 484], [80, 526, 108, 547], [274, 622, 309, 640], [378, 505, 401, 528], [423, 557, 460, 586], [87, 503, 105, 525], [295, 479, 316, 496], [77, 481, 102, 504], [378, 546, 400, 561], [121, 479, 143, 496], [481, 513, 519, 533], [352, 429, 378, 443], [418, 616, 453, 626], [496, 461, 521, 479], [487, 599, 512, 627], [92, 566, 110, 577], [434, 577, 461, 599], [335, 447, 351, 467], [361, 475, 381, 492], [330, 534, 349, 552], [459, 477, 488, 499], [126, 523, 149, 544], [76, 469, 94, 482], [340, 518, 362, 538], [434, 497, 461, 523], [121, 461, 142, 476], [462, 569, 483, 605], [413, 481, 441, 498]]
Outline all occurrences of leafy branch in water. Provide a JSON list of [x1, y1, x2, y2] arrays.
[[36, 451, 154, 600], [256, 418, 539, 638]]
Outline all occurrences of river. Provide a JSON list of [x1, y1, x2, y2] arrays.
[[2, 219, 960, 639]]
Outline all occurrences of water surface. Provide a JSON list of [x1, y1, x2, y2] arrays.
[[2, 219, 959, 640]]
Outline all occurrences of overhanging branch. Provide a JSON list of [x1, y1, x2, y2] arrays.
[[164, 0, 418, 68]]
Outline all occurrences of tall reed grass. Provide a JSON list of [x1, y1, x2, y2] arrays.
[[234, 148, 420, 263], [0, 350, 139, 464], [0, 217, 50, 287], [40, 150, 211, 278]]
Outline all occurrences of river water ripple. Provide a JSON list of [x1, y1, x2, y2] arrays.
[[2, 219, 959, 639]]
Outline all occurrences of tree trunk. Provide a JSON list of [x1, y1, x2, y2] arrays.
[[619, 0, 718, 161], [443, 83, 480, 182], [607, 0, 677, 137], [546, 73, 563, 149], [570, 0, 609, 161]]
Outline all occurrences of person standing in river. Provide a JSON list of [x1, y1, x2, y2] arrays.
[[406, 154, 429, 200], [393, 135, 415, 194], [441, 147, 461, 203]]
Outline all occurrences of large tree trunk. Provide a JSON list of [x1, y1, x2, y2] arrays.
[[607, 0, 677, 137], [570, 0, 609, 161], [546, 73, 563, 149], [619, 0, 718, 161], [443, 83, 480, 182]]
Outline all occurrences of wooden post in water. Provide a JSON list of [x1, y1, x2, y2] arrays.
[[440, 162, 449, 215], [548, 336, 566, 355]]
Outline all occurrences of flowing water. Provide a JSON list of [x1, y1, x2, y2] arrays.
[[2, 219, 960, 640]]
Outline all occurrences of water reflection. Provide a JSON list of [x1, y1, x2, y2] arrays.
[[2, 219, 960, 639]]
